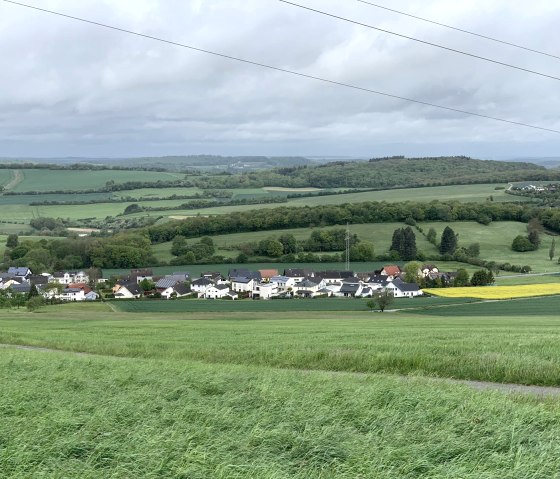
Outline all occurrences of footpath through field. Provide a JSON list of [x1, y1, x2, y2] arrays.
[[2, 342, 560, 398]]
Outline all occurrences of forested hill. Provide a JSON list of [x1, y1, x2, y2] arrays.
[[194, 156, 560, 189]]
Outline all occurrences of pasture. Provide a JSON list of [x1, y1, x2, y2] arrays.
[[2, 305, 560, 476]]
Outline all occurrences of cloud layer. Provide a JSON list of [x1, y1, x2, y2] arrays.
[[1, 0, 559, 158]]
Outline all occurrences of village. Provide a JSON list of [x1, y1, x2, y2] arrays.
[[0, 264, 449, 303]]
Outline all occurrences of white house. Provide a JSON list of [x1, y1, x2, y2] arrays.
[[294, 278, 325, 297], [59, 288, 86, 302], [113, 282, 142, 299], [385, 278, 423, 298], [191, 278, 214, 296], [231, 277, 255, 293], [252, 282, 278, 300], [161, 283, 191, 300], [270, 275, 296, 292], [205, 284, 233, 299]]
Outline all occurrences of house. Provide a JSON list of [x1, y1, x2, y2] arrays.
[[85, 291, 100, 301], [161, 283, 191, 299], [52, 271, 89, 285], [191, 277, 214, 295], [294, 278, 325, 297], [113, 281, 142, 299], [8, 267, 32, 280], [360, 287, 374, 298], [259, 269, 279, 282], [381, 265, 401, 279], [385, 278, 423, 298], [368, 274, 390, 286], [252, 282, 278, 300], [10, 283, 31, 295], [201, 272, 223, 282], [29, 275, 51, 286], [270, 275, 296, 292], [315, 271, 354, 284], [59, 288, 86, 302], [421, 265, 439, 277], [231, 277, 255, 293], [205, 284, 232, 299], [339, 282, 363, 298], [228, 269, 262, 282], [284, 269, 313, 282], [130, 269, 153, 283]]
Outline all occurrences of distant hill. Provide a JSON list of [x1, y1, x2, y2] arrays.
[[193, 156, 560, 189], [501, 157, 560, 169]]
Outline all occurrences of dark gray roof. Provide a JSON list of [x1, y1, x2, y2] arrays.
[[120, 282, 142, 295], [369, 274, 389, 284], [315, 270, 354, 279], [192, 277, 213, 286], [228, 269, 261, 281], [11, 284, 31, 294], [392, 278, 420, 292], [340, 284, 360, 294], [212, 284, 230, 291], [174, 283, 191, 295], [284, 269, 313, 277], [156, 278, 180, 289], [8, 267, 31, 277], [231, 277, 254, 284], [297, 279, 320, 288]]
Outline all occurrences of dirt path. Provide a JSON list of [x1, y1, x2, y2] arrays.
[[2, 169, 24, 192], [2, 342, 560, 397]]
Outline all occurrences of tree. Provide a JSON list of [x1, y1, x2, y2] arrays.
[[528, 230, 540, 248], [123, 203, 143, 215], [471, 270, 495, 286], [453, 269, 470, 287], [349, 242, 375, 261], [426, 228, 437, 244], [171, 236, 188, 257], [550, 238, 556, 261], [376, 292, 394, 313], [236, 252, 248, 263], [27, 296, 45, 312], [403, 261, 422, 283], [390, 228, 404, 257], [466, 243, 480, 258], [512, 235, 536, 252], [366, 299, 377, 311], [6, 234, 18, 248], [402, 227, 417, 260], [440, 226, 458, 255], [27, 284, 39, 300], [139, 279, 155, 292]]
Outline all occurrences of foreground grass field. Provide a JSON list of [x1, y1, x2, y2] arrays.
[[3, 348, 560, 478], [2, 305, 560, 477]]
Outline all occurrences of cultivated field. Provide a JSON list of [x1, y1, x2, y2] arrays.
[[2, 303, 560, 477], [425, 284, 560, 299]]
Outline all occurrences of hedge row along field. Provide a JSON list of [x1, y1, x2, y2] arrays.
[[424, 284, 560, 299]]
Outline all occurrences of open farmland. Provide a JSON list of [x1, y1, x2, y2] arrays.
[[425, 284, 560, 299], [2, 303, 560, 476], [0, 169, 13, 187], [8, 169, 184, 192]]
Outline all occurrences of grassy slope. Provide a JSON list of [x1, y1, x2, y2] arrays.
[[3, 348, 560, 478], [0, 169, 12, 187], [422, 221, 558, 273]]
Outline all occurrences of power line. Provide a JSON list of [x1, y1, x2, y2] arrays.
[[355, 0, 560, 61], [279, 1, 560, 82], [3, 0, 560, 135]]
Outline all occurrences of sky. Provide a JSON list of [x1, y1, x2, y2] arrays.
[[1, 0, 560, 159]]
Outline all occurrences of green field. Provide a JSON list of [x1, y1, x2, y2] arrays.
[[9, 169, 184, 193], [3, 305, 560, 476], [0, 169, 13, 187]]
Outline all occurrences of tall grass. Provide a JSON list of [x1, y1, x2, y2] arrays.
[[2, 348, 560, 478]]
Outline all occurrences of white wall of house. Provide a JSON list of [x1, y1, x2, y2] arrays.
[[205, 287, 230, 299], [252, 283, 278, 300], [231, 279, 254, 293]]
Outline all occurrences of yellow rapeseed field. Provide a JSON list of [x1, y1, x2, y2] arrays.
[[424, 283, 560, 299]]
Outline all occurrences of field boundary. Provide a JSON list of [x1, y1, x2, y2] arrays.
[[2, 342, 560, 396]]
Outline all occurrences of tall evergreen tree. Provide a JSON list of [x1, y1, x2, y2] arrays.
[[402, 227, 417, 260], [390, 229, 405, 257], [550, 238, 556, 261], [440, 226, 458, 254]]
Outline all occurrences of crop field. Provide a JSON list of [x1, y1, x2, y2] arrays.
[[111, 296, 476, 314], [2, 306, 560, 476], [0, 169, 13, 187], [425, 284, 560, 299], [410, 295, 560, 317], [8, 169, 184, 193]]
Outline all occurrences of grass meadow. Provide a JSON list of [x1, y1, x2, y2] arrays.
[[2, 304, 560, 476]]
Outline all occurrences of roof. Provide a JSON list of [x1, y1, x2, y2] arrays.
[[63, 288, 84, 294], [342, 277, 362, 284], [315, 270, 354, 279], [259, 269, 279, 278], [11, 284, 31, 293], [156, 278, 180, 289], [8, 267, 31, 277], [192, 277, 213, 286], [383, 265, 401, 276], [391, 278, 420, 292], [284, 269, 313, 277], [270, 275, 291, 283], [68, 283, 92, 293], [228, 269, 261, 280], [131, 269, 153, 276], [231, 277, 254, 284], [120, 282, 142, 295], [369, 274, 389, 284], [340, 284, 360, 294], [29, 275, 49, 285], [297, 279, 320, 288], [174, 283, 191, 295], [210, 284, 230, 291], [171, 272, 191, 279]]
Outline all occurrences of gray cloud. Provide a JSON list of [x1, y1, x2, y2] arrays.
[[0, 0, 559, 158]]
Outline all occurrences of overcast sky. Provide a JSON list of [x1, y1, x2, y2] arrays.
[[1, 0, 560, 159]]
